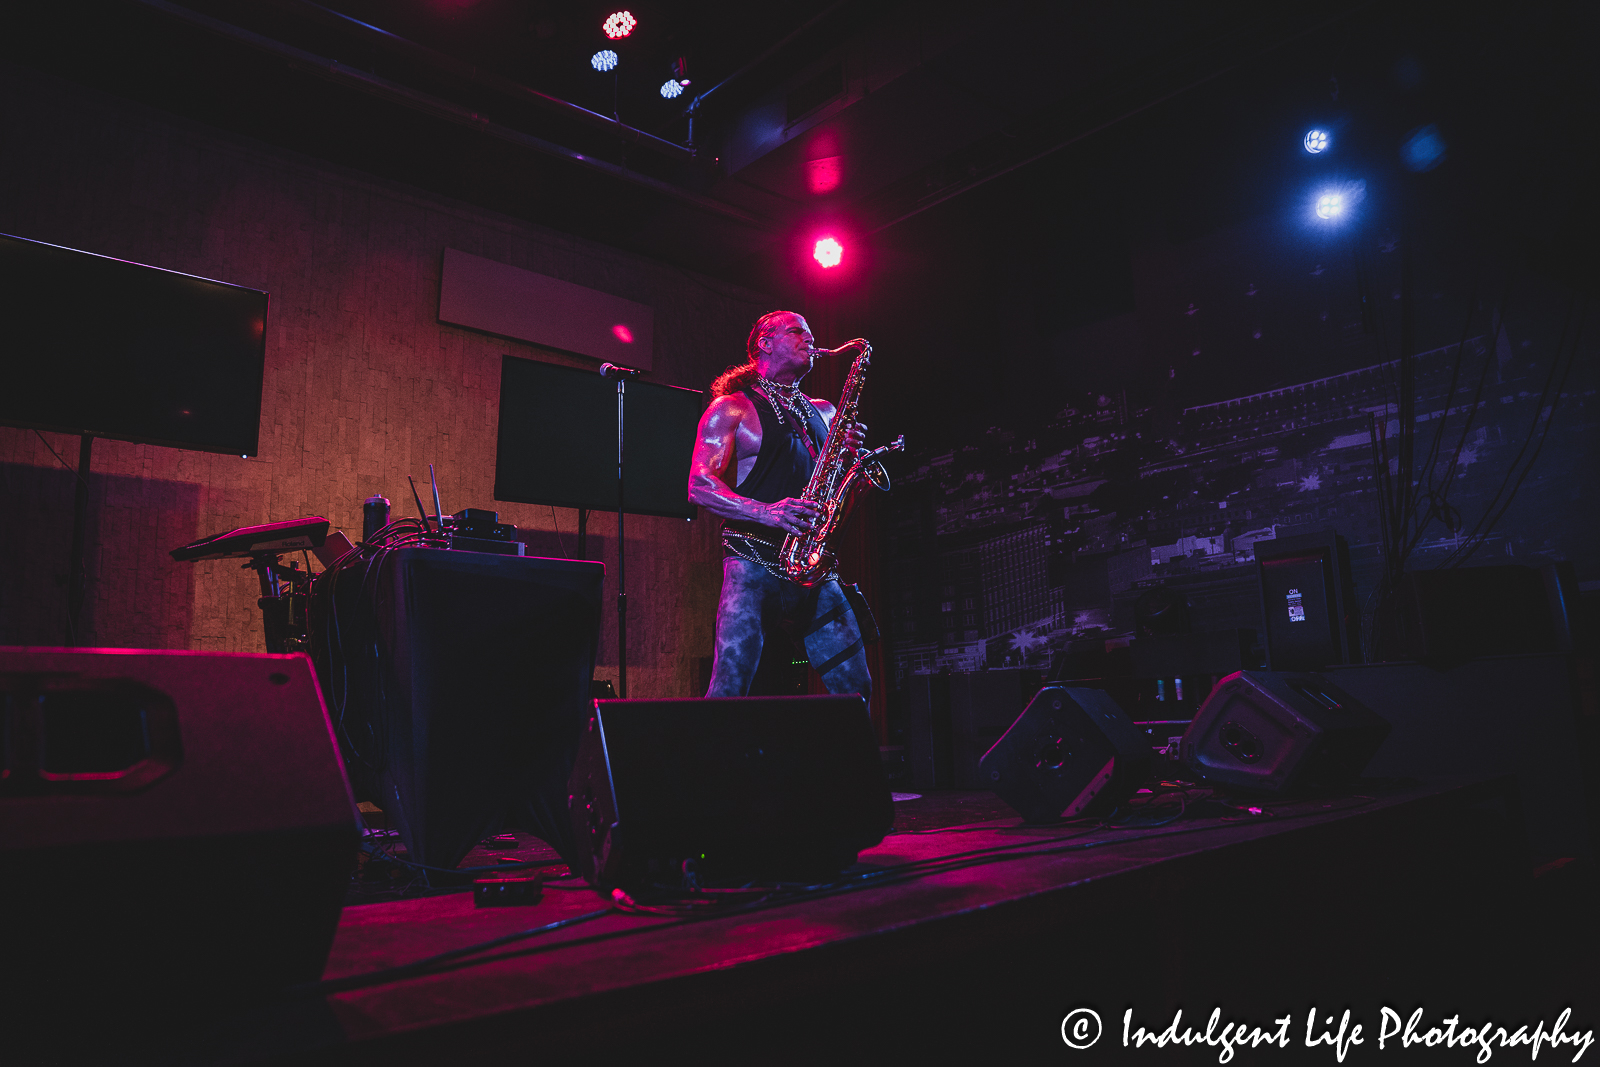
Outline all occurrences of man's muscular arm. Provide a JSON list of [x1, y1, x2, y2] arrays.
[[688, 394, 823, 536]]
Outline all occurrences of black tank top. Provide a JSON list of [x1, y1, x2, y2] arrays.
[[724, 387, 828, 542]]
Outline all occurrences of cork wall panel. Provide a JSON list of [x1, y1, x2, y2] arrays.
[[0, 65, 771, 697]]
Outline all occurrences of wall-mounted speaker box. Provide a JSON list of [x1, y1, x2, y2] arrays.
[[1325, 654, 1593, 863], [0, 648, 358, 1019], [568, 695, 893, 889], [978, 686, 1154, 823], [310, 547, 604, 868], [1256, 530, 1360, 671], [1181, 671, 1389, 793], [902, 670, 1046, 791]]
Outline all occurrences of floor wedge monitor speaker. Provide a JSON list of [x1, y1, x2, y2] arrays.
[[0, 648, 358, 1026], [978, 685, 1154, 823], [568, 695, 893, 889], [1181, 671, 1389, 793], [903, 669, 1048, 791]]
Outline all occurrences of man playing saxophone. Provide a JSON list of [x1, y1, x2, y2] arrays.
[[688, 310, 872, 702]]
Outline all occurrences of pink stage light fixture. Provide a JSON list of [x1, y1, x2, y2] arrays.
[[602, 11, 636, 38], [812, 237, 844, 268]]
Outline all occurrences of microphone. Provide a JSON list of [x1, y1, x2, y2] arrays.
[[599, 363, 642, 379]]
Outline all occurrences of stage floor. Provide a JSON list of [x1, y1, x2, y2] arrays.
[[173, 776, 1600, 1064]]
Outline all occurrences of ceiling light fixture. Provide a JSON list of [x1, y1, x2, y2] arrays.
[[1312, 179, 1365, 222], [659, 79, 684, 99], [602, 11, 636, 39], [591, 50, 618, 72], [1304, 128, 1330, 154], [813, 237, 844, 269]]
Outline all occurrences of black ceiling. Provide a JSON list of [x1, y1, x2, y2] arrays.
[[7, 0, 1595, 331], [0, 2, 1402, 279]]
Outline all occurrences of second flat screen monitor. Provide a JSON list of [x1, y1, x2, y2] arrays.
[[494, 355, 704, 520]]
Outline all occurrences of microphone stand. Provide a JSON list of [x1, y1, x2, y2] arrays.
[[616, 373, 627, 699], [600, 363, 641, 698]]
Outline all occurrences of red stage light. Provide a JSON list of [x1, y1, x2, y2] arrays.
[[812, 237, 844, 269], [612, 324, 635, 343], [602, 11, 636, 38]]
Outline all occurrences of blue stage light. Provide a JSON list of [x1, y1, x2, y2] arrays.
[[1304, 128, 1330, 154], [591, 50, 618, 73], [1401, 124, 1447, 172], [1312, 180, 1365, 222], [659, 78, 683, 99]]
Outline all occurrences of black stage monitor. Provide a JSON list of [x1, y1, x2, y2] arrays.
[[494, 354, 704, 520], [0, 233, 268, 456]]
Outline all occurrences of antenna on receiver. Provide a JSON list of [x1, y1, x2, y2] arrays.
[[407, 475, 433, 533], [429, 463, 446, 534]]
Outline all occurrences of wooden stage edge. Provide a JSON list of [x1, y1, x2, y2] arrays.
[[152, 776, 1600, 1062]]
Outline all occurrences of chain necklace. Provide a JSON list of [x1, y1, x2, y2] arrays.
[[755, 374, 818, 427]]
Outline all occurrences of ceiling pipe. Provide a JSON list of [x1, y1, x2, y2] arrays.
[[252, 0, 695, 163], [127, 0, 772, 230]]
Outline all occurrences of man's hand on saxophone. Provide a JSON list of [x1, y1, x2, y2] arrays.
[[843, 420, 867, 455], [762, 497, 824, 535]]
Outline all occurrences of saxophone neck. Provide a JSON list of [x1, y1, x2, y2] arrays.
[[814, 338, 872, 360]]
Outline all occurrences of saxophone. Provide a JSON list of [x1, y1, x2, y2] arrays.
[[779, 338, 906, 585]]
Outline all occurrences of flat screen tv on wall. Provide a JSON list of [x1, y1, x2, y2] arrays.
[[0, 233, 268, 456]]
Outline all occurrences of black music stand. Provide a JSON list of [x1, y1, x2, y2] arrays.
[[492, 357, 704, 700]]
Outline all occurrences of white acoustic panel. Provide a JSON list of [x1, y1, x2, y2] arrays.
[[438, 248, 653, 370]]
